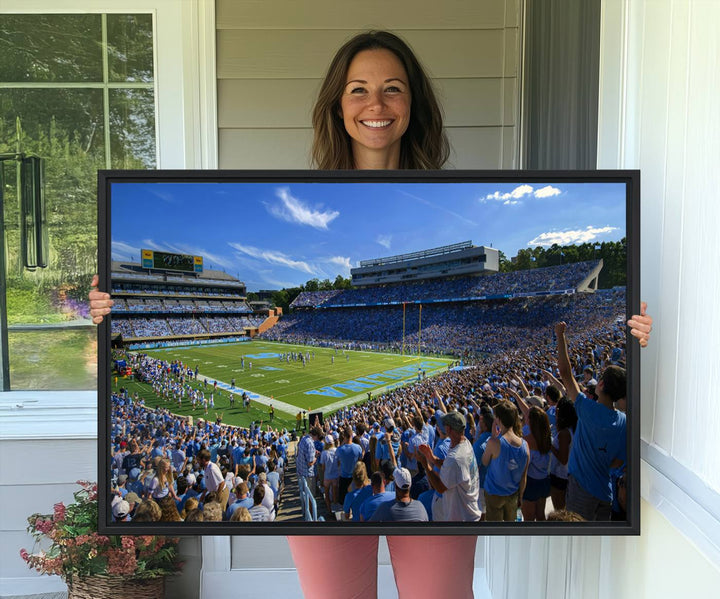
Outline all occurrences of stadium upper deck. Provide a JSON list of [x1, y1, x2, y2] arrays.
[[291, 260, 603, 310], [350, 241, 499, 286], [111, 260, 267, 343]]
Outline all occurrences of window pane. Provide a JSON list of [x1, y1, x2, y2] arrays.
[[1, 88, 105, 282], [8, 329, 97, 390], [1, 13, 156, 391], [110, 89, 157, 169], [0, 14, 103, 82], [107, 14, 155, 83], [0, 89, 106, 162]]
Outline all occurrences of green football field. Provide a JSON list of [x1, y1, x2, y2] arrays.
[[115, 340, 454, 430]]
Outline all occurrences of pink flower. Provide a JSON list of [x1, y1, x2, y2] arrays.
[[53, 503, 66, 522], [19, 549, 29, 562], [121, 536, 135, 550], [34, 518, 54, 535], [137, 535, 155, 549]]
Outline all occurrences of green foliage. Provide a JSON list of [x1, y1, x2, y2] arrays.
[[8, 328, 96, 390], [5, 281, 60, 324], [498, 250, 510, 272], [333, 274, 352, 289], [270, 287, 302, 313], [1, 114, 103, 296], [303, 278, 320, 292], [1, 13, 155, 330]]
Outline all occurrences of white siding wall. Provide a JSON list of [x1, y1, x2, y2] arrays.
[[0, 393, 202, 599], [0, 394, 97, 596], [216, 0, 522, 169], [485, 1, 720, 596]]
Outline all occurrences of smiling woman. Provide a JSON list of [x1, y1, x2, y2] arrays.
[[311, 31, 448, 170], [340, 48, 412, 169]]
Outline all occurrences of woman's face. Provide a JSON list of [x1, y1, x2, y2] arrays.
[[340, 48, 411, 168]]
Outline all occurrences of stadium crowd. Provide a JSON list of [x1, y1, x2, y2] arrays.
[[264, 289, 625, 357], [110, 385, 289, 524], [112, 315, 265, 339], [109, 286, 628, 524], [290, 261, 599, 309], [112, 297, 253, 314]]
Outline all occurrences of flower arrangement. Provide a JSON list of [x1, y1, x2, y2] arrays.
[[20, 481, 182, 584]]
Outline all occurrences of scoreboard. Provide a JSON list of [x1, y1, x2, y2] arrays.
[[141, 249, 203, 273]]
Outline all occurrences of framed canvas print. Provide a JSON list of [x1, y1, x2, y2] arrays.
[[97, 169, 640, 536]]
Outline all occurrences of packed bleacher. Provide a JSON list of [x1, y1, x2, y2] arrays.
[[265, 289, 625, 357], [290, 289, 343, 308], [290, 261, 600, 309], [109, 282, 628, 523], [109, 254, 630, 524], [113, 297, 253, 314], [109, 386, 289, 523], [112, 315, 266, 339], [111, 263, 266, 341]]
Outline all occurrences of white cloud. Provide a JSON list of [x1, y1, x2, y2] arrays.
[[534, 185, 561, 198], [229, 242, 315, 275], [376, 234, 392, 249], [140, 239, 165, 252], [510, 184, 534, 198], [481, 185, 533, 203], [148, 189, 178, 204], [111, 240, 141, 262], [527, 226, 619, 247], [480, 184, 562, 204], [268, 187, 339, 230], [327, 256, 353, 274]]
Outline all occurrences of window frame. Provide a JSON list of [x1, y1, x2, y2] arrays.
[[0, 0, 216, 397]]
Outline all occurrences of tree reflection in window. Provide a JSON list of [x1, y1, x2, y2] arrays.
[[0, 13, 156, 390]]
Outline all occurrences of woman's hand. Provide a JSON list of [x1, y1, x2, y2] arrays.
[[627, 301, 653, 348], [89, 274, 113, 324]]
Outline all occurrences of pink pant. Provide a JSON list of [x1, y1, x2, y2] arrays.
[[287, 535, 477, 598]]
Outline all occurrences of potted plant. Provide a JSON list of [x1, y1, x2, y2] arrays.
[[20, 480, 182, 598]]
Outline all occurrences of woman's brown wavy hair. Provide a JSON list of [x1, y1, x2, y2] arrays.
[[311, 31, 449, 170]]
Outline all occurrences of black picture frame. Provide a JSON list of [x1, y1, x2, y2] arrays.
[[98, 169, 640, 536]]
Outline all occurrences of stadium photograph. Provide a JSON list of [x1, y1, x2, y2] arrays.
[[103, 175, 631, 529]]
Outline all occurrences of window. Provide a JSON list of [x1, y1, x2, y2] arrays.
[[0, 13, 156, 390]]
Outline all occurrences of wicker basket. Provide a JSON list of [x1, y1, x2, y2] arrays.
[[67, 575, 165, 599]]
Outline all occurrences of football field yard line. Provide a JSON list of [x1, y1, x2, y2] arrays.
[[137, 340, 453, 424], [194, 374, 299, 414], [316, 369, 446, 413]]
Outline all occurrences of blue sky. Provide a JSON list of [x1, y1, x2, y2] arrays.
[[111, 180, 627, 291]]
